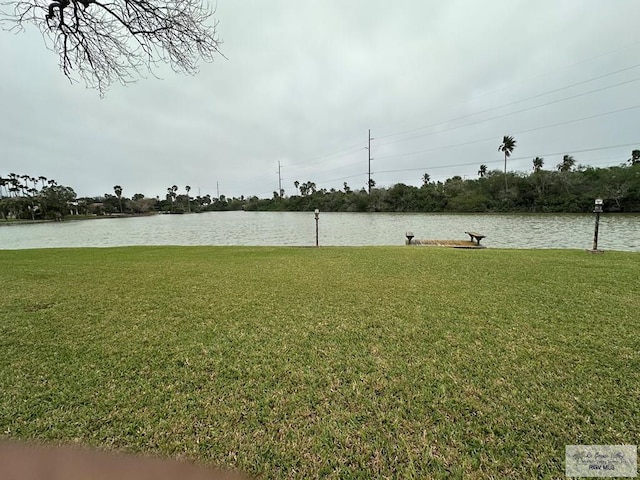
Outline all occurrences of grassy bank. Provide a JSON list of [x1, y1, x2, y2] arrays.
[[1, 247, 638, 479]]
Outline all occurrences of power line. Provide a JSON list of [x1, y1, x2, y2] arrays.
[[315, 172, 368, 188], [470, 40, 640, 101], [512, 142, 639, 162], [376, 76, 640, 147], [386, 157, 635, 186], [372, 142, 639, 176], [246, 42, 640, 198], [277, 142, 638, 196], [247, 42, 640, 197], [256, 172, 366, 197], [376, 63, 640, 143], [256, 143, 636, 197], [375, 41, 640, 143], [588, 158, 634, 167], [375, 104, 640, 161], [285, 139, 365, 168], [282, 114, 640, 190], [514, 104, 640, 136], [258, 49, 640, 184]]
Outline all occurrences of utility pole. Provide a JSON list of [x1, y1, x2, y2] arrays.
[[216, 182, 220, 199], [366, 129, 373, 194], [277, 161, 283, 198]]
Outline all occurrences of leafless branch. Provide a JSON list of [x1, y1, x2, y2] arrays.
[[1, 0, 223, 94]]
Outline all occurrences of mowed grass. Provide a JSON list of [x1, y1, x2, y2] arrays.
[[0, 246, 638, 479]]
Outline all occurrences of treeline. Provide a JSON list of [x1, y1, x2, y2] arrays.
[[75, 185, 246, 216], [3, 162, 640, 220], [248, 163, 640, 213], [0, 174, 76, 220]]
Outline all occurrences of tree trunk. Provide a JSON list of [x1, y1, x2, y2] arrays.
[[504, 152, 508, 193]]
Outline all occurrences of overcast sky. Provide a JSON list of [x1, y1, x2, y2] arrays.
[[2, 0, 640, 199]]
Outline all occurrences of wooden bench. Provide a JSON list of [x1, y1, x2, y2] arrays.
[[465, 231, 486, 246]]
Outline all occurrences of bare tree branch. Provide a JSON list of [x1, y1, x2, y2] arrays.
[[1, 0, 223, 94]]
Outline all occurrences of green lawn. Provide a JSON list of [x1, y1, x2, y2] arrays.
[[0, 247, 638, 479]]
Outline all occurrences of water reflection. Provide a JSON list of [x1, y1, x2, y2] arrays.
[[0, 212, 638, 251]]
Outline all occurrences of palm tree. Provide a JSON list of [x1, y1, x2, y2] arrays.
[[477, 165, 487, 178], [113, 185, 123, 213], [629, 149, 640, 166], [185, 185, 191, 212], [38, 176, 47, 190], [557, 155, 575, 172], [9, 180, 20, 197], [27, 188, 38, 219], [20, 175, 30, 196], [422, 173, 431, 185], [498, 135, 516, 192], [294, 180, 300, 195], [532, 157, 544, 172], [306, 181, 317, 194], [14, 176, 27, 197]]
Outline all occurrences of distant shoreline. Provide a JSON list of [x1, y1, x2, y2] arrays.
[[0, 213, 158, 226]]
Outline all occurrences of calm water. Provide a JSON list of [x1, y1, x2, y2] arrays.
[[0, 212, 639, 251]]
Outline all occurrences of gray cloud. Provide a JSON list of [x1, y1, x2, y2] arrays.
[[2, 0, 640, 199]]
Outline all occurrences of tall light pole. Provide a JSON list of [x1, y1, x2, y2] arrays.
[[314, 209, 320, 247], [592, 198, 603, 252]]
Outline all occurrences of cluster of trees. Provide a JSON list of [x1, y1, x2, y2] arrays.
[[4, 150, 639, 221], [251, 156, 640, 213], [0, 173, 76, 220], [70, 185, 245, 216]]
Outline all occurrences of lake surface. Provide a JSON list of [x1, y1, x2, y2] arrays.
[[0, 212, 639, 251]]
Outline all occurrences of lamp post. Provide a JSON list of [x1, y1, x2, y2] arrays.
[[592, 198, 603, 252], [314, 209, 320, 247]]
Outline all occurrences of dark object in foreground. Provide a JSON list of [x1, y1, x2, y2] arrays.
[[0, 441, 247, 480]]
